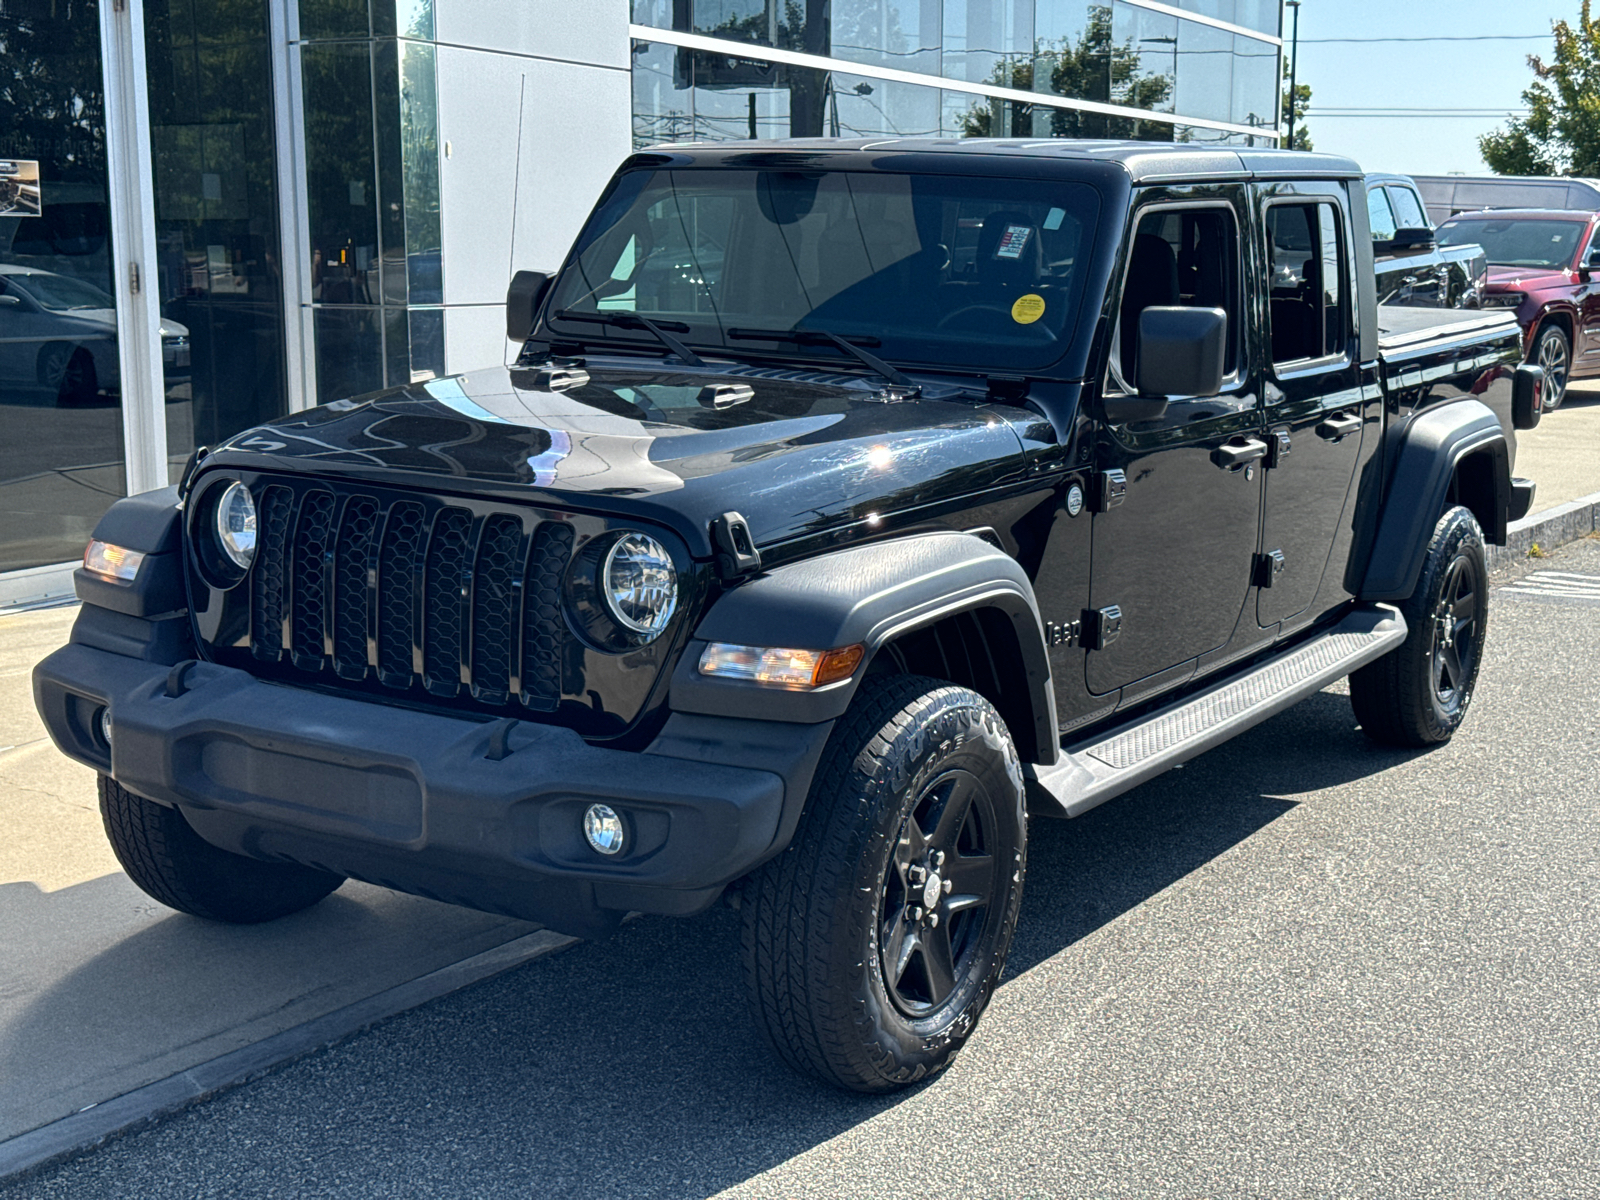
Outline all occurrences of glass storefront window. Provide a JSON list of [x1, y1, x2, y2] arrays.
[[0, 0, 129, 572]]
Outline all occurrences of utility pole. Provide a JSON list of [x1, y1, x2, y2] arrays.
[[1285, 0, 1302, 149]]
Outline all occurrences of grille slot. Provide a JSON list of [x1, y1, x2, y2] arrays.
[[239, 484, 575, 716]]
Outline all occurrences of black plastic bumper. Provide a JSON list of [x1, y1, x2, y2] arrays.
[[34, 642, 828, 938]]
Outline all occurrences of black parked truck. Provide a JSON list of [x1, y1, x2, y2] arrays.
[[36, 141, 1545, 1093]]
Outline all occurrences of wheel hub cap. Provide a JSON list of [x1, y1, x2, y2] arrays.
[[921, 871, 943, 910]]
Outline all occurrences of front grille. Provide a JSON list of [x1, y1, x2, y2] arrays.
[[243, 482, 576, 714]]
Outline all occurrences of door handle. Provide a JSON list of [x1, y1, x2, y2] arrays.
[[1316, 412, 1362, 441], [1211, 438, 1269, 470]]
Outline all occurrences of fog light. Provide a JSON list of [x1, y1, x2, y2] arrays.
[[583, 803, 625, 856], [99, 707, 113, 748]]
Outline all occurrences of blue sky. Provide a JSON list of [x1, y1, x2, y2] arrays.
[[1292, 0, 1575, 175]]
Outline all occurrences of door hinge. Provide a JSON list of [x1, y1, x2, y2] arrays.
[[129, 261, 141, 295], [1090, 469, 1127, 512], [1266, 428, 1291, 468], [1081, 605, 1123, 651], [1254, 549, 1286, 588]]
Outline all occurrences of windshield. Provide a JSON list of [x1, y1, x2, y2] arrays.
[[1437, 217, 1588, 269], [5, 271, 114, 311], [546, 168, 1101, 373]]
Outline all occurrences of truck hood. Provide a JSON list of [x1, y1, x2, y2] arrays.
[[1485, 264, 1572, 291], [207, 362, 1031, 559]]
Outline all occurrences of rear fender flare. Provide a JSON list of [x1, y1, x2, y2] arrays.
[[669, 532, 1058, 766], [1359, 399, 1508, 602]]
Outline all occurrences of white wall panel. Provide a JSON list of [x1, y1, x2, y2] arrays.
[[443, 304, 514, 375], [435, 0, 630, 71], [436, 46, 632, 311]]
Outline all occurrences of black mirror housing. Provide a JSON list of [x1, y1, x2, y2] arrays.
[[1136, 306, 1227, 399], [1586, 250, 1600, 268], [1390, 226, 1435, 250], [1512, 363, 1544, 429], [506, 269, 553, 341]]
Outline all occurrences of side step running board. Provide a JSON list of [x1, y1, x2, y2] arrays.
[[1025, 604, 1408, 819]]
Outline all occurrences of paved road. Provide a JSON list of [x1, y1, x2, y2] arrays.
[[8, 539, 1600, 1199]]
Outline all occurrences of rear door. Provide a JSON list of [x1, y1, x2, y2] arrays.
[[1257, 184, 1372, 632], [1577, 221, 1600, 372]]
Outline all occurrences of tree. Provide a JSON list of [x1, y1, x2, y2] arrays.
[[1282, 61, 1312, 150], [959, 5, 1173, 139], [1480, 0, 1600, 176]]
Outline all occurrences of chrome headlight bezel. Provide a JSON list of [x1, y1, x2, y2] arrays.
[[566, 528, 683, 651], [215, 481, 258, 571], [189, 476, 255, 590], [600, 531, 678, 639]]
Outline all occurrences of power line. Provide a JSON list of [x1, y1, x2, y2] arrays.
[[1300, 33, 1552, 43]]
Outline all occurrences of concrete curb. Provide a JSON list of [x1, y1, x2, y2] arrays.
[[1487, 488, 1600, 571], [0, 927, 576, 1185]]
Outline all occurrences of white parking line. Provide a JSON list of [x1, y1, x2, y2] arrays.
[[1501, 571, 1600, 604]]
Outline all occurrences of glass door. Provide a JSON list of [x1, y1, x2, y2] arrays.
[[0, 0, 129, 573]]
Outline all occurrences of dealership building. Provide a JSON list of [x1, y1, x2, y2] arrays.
[[0, 0, 1283, 599]]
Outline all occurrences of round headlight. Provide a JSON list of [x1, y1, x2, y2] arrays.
[[602, 532, 677, 638], [215, 481, 257, 570]]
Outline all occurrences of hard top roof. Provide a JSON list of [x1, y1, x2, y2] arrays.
[[636, 138, 1364, 183], [1437, 208, 1600, 221]]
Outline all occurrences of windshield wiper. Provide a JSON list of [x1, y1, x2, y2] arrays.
[[554, 310, 706, 367], [726, 326, 918, 393]]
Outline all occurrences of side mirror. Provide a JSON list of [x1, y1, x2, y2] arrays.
[[1513, 363, 1544, 429], [0, 294, 20, 308], [1390, 226, 1435, 251], [506, 269, 552, 341], [1135, 306, 1227, 399]]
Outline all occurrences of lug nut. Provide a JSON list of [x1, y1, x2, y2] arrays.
[[907, 905, 924, 923], [932, 850, 945, 869], [927, 912, 940, 928], [908, 866, 927, 885], [942, 878, 953, 894]]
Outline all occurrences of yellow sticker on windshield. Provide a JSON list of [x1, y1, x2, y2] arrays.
[[1011, 293, 1046, 325]]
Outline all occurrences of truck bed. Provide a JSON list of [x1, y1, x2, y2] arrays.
[[1376, 304, 1520, 350]]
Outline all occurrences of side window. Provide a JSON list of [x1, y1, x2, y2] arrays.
[[1366, 187, 1397, 243], [1388, 185, 1429, 231], [1116, 205, 1242, 386], [1586, 226, 1600, 268], [1267, 202, 1349, 367]]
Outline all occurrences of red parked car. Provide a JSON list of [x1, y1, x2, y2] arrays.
[[1437, 208, 1600, 409]]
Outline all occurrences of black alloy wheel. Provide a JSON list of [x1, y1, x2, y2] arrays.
[[742, 675, 1026, 1093], [878, 769, 1000, 1017], [1350, 505, 1489, 747], [1429, 552, 1480, 714], [1535, 324, 1569, 410]]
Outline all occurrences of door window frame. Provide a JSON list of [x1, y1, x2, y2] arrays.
[[1261, 193, 1357, 380]]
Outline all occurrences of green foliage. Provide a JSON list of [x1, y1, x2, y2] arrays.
[[959, 5, 1174, 139], [1480, 0, 1600, 176], [1282, 61, 1313, 151]]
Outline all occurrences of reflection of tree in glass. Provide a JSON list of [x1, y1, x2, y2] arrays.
[[958, 5, 1174, 141]]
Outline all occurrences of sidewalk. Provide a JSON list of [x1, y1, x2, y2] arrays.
[[0, 605, 560, 1169]]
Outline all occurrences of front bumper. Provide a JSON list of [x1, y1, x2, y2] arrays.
[[35, 642, 815, 937]]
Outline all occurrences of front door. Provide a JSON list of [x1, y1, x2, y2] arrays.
[[1258, 189, 1369, 630], [1087, 192, 1264, 699]]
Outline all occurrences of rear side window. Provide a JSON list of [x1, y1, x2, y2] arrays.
[[1388, 185, 1428, 230], [1366, 188, 1397, 242], [1267, 202, 1349, 366], [1116, 205, 1242, 385]]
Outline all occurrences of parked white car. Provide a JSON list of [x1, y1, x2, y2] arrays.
[[0, 263, 189, 404]]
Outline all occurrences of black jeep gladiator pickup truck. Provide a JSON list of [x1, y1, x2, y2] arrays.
[[35, 141, 1544, 1093]]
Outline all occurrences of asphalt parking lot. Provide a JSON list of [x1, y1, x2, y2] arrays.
[[6, 535, 1598, 1199]]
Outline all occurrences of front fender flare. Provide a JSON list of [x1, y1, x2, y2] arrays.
[[1359, 399, 1508, 602], [668, 532, 1058, 765]]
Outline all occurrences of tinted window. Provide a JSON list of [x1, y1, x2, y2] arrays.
[[549, 168, 1100, 372], [1437, 218, 1588, 268], [1366, 187, 1396, 242], [1387, 185, 1428, 229], [1267, 201, 1347, 365], [1114, 205, 1241, 386]]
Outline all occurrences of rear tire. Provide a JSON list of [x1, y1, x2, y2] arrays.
[[741, 676, 1027, 1093], [1349, 506, 1488, 748], [39, 344, 97, 406], [100, 775, 344, 923]]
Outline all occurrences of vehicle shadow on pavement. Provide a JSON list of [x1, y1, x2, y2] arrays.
[[0, 689, 1432, 1200]]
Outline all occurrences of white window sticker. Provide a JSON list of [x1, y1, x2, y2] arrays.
[[995, 224, 1033, 259], [1043, 207, 1065, 231]]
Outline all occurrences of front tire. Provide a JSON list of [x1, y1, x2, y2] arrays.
[[1534, 323, 1570, 410], [741, 676, 1027, 1093], [1349, 506, 1488, 747], [100, 775, 344, 923]]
